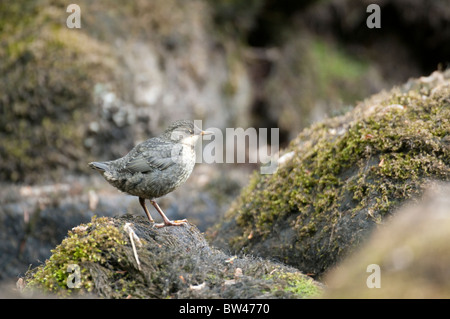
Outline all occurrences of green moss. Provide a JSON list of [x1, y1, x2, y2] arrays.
[[310, 39, 369, 102], [265, 271, 322, 298], [211, 71, 450, 276], [24, 215, 323, 298], [0, 0, 116, 183], [313, 40, 367, 78], [25, 216, 127, 297]]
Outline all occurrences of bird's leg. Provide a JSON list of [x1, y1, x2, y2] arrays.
[[150, 200, 187, 228], [139, 197, 154, 223]]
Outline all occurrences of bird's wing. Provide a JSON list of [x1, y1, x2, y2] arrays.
[[125, 154, 174, 172], [123, 140, 182, 173]]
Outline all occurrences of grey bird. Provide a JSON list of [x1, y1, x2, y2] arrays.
[[88, 120, 212, 228]]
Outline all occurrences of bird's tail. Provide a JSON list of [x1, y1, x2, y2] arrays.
[[88, 161, 110, 172]]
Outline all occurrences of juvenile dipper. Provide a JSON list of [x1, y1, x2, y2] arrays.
[[88, 120, 211, 228]]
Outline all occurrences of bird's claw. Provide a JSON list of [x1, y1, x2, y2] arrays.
[[154, 219, 188, 228]]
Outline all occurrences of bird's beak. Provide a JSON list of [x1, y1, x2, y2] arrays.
[[200, 130, 213, 136], [193, 122, 213, 136]]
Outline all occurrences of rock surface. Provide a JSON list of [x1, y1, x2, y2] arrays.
[[323, 182, 450, 298]]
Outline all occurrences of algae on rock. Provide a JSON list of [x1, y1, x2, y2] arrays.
[[208, 70, 450, 277]]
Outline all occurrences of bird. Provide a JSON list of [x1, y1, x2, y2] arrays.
[[88, 120, 212, 228]]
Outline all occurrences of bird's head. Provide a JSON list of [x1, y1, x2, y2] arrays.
[[162, 120, 212, 146]]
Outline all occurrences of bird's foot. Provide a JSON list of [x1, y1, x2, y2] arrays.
[[154, 219, 188, 228]]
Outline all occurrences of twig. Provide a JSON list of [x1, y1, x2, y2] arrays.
[[124, 223, 142, 271]]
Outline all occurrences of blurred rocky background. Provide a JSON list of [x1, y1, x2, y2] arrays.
[[0, 0, 449, 294], [323, 183, 450, 298]]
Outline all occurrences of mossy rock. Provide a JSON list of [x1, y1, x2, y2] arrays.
[[22, 215, 322, 298], [0, 1, 118, 183], [208, 70, 450, 277]]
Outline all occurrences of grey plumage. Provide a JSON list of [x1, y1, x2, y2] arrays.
[[89, 120, 211, 228]]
